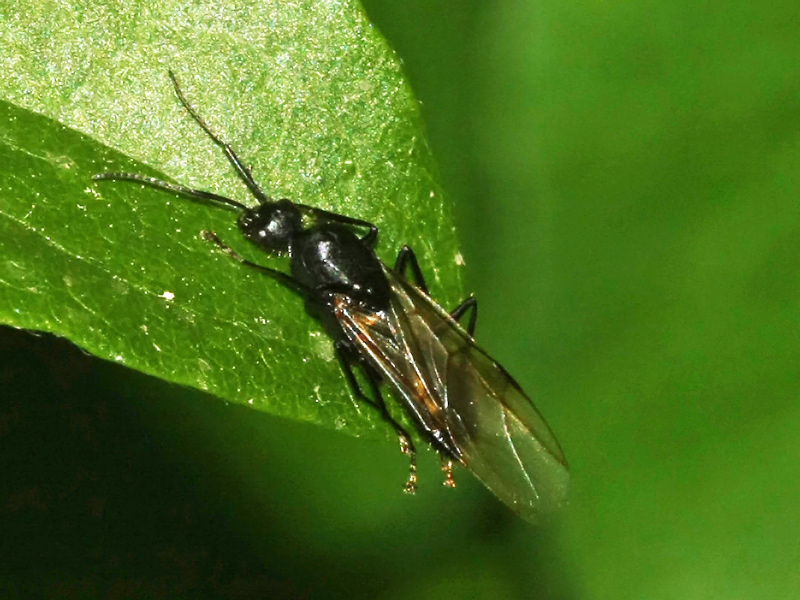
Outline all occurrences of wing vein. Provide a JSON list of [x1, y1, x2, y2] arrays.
[[501, 409, 539, 502]]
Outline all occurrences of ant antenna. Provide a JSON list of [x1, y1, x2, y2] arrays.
[[92, 172, 249, 212], [167, 69, 270, 204], [94, 69, 275, 212]]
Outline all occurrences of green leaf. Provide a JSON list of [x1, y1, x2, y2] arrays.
[[0, 1, 462, 437]]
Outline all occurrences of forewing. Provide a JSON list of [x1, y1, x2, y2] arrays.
[[334, 281, 463, 459], [337, 267, 569, 522], [441, 340, 570, 520]]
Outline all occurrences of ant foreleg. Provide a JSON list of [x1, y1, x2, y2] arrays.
[[202, 231, 309, 297]]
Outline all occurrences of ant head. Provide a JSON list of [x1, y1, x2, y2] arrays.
[[237, 199, 302, 255]]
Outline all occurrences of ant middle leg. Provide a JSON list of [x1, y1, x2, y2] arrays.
[[336, 346, 418, 493], [394, 245, 430, 295]]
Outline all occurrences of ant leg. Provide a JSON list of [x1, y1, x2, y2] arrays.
[[440, 456, 457, 488], [363, 368, 419, 495], [360, 225, 378, 249], [297, 204, 379, 248], [202, 231, 310, 297], [168, 70, 270, 204], [336, 347, 418, 494], [396, 246, 478, 335], [449, 297, 478, 337], [394, 245, 429, 295]]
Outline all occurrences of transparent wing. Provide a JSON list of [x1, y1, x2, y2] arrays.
[[335, 267, 569, 522]]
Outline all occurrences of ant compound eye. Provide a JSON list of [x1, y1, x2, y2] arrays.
[[238, 200, 301, 254]]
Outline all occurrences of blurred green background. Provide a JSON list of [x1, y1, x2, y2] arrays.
[[3, 0, 800, 598]]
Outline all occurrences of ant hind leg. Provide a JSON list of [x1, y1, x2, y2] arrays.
[[336, 346, 418, 493]]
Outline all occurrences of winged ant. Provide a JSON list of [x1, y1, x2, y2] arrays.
[[94, 71, 569, 522]]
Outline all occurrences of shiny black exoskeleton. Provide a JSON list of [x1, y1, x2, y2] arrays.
[[94, 71, 479, 491], [233, 198, 391, 329]]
